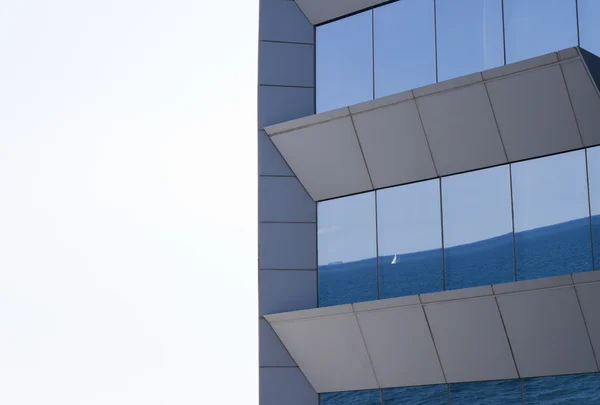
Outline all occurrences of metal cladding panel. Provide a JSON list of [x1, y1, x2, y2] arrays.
[[270, 116, 373, 201], [294, 0, 372, 25], [352, 100, 437, 189], [270, 313, 379, 393], [487, 64, 583, 162], [496, 286, 597, 377], [265, 271, 600, 393], [417, 82, 508, 176], [355, 304, 446, 388], [424, 296, 518, 383]]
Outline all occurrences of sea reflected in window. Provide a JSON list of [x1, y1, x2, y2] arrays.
[[436, 0, 504, 81], [450, 379, 521, 405], [523, 374, 600, 404], [318, 192, 377, 307], [377, 180, 442, 299], [316, 11, 373, 113], [586, 147, 600, 269], [442, 166, 515, 290], [321, 389, 381, 405], [382, 384, 447, 405], [512, 150, 592, 280], [374, 0, 436, 98], [504, 0, 578, 64]]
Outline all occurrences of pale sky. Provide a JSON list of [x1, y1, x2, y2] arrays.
[[0, 1, 258, 404]]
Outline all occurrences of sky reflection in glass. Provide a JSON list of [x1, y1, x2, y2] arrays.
[[442, 166, 515, 290], [436, 0, 504, 81], [511, 150, 592, 280], [374, 0, 436, 98], [377, 180, 442, 298], [316, 11, 373, 113], [579, 0, 600, 57], [317, 192, 377, 306], [504, 0, 578, 63]]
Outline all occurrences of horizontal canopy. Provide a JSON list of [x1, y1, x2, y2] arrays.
[[294, 0, 390, 25], [264, 271, 600, 393], [264, 47, 600, 201]]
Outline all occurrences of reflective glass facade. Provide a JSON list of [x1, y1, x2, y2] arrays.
[[316, 0, 600, 112], [317, 148, 598, 306], [321, 373, 600, 404]]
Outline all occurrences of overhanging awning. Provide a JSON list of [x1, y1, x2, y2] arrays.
[[264, 47, 600, 201], [294, 0, 390, 25], [264, 272, 600, 393]]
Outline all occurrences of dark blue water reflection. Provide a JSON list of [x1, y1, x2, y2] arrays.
[[450, 379, 521, 405], [382, 384, 448, 405], [524, 373, 600, 404], [321, 389, 381, 405]]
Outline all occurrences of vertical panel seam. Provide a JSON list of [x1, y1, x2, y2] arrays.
[[414, 97, 440, 177], [494, 295, 522, 378], [501, 0, 507, 65], [352, 307, 382, 388], [576, 0, 581, 47], [558, 63, 586, 147], [509, 164, 518, 282], [419, 297, 449, 384], [585, 149, 596, 270], [375, 192, 381, 299], [349, 112, 375, 189], [440, 178, 446, 291], [434, 0, 439, 83], [483, 81, 510, 162], [572, 276, 600, 371]]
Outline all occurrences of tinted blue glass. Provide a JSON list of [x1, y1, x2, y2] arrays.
[[321, 389, 381, 405], [316, 11, 373, 113], [436, 0, 504, 81], [382, 384, 447, 405], [579, 0, 600, 57], [504, 0, 578, 64], [524, 374, 600, 404], [374, 0, 436, 98], [318, 192, 377, 306], [586, 147, 600, 269], [442, 166, 515, 290], [377, 180, 442, 299], [450, 379, 522, 404], [512, 150, 592, 280]]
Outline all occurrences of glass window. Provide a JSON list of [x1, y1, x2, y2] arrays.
[[504, 0, 578, 64], [524, 374, 600, 404], [436, 0, 504, 81], [321, 390, 381, 405], [382, 384, 447, 405], [450, 379, 522, 405], [316, 11, 373, 113], [377, 180, 443, 299], [442, 166, 515, 290], [587, 147, 600, 269], [579, 0, 600, 61], [318, 192, 377, 306], [512, 150, 592, 280], [373, 0, 436, 98]]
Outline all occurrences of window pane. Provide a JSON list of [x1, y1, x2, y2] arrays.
[[524, 374, 600, 404], [374, 0, 436, 98], [442, 166, 514, 290], [377, 180, 442, 299], [318, 192, 377, 306], [587, 147, 600, 269], [436, 0, 504, 81], [316, 11, 373, 113], [579, 0, 600, 64], [321, 390, 381, 405], [450, 380, 522, 405], [504, 0, 578, 64], [382, 384, 447, 405], [512, 150, 592, 280]]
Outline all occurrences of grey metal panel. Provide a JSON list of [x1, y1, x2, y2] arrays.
[[258, 85, 314, 128], [492, 274, 573, 295], [496, 286, 597, 377], [258, 130, 293, 176], [259, 0, 314, 44], [260, 367, 318, 405], [259, 223, 316, 269], [271, 313, 379, 393], [561, 59, 600, 147], [260, 319, 296, 366], [417, 83, 507, 176], [356, 305, 446, 388], [487, 65, 583, 162], [259, 41, 315, 87], [352, 100, 438, 189], [575, 282, 600, 370], [258, 176, 315, 223], [294, 0, 371, 25], [271, 117, 372, 200], [259, 270, 317, 315], [424, 296, 518, 383]]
